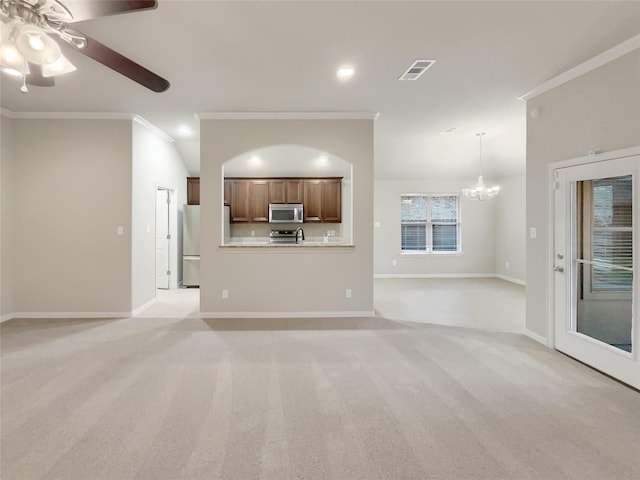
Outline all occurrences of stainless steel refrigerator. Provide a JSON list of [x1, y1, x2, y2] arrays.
[[183, 205, 200, 287]]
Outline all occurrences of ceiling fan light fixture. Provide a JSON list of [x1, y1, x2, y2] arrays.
[[41, 53, 76, 77], [14, 23, 61, 65], [0, 42, 29, 75]]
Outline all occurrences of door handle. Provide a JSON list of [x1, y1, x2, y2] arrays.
[[553, 266, 564, 272]]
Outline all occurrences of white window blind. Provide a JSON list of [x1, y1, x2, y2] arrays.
[[401, 194, 460, 253], [591, 175, 633, 291]]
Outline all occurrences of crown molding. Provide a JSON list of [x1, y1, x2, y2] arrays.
[[196, 112, 380, 120], [132, 114, 175, 143], [0, 109, 133, 120], [519, 33, 640, 101]]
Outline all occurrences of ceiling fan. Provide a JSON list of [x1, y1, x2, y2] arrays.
[[0, 0, 170, 92]]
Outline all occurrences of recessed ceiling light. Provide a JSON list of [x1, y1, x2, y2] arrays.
[[440, 127, 457, 134], [178, 125, 192, 136], [249, 155, 263, 167], [336, 66, 355, 80]]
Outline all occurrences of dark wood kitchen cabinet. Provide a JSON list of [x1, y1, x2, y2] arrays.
[[228, 179, 270, 223], [229, 180, 251, 222], [223, 180, 231, 205], [226, 176, 341, 223], [303, 178, 342, 223], [269, 179, 303, 204], [187, 177, 200, 205], [250, 180, 270, 222], [269, 180, 286, 204], [303, 180, 323, 222], [322, 179, 342, 223]]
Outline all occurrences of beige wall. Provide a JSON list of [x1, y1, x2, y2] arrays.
[[373, 179, 498, 276], [494, 174, 526, 283], [526, 50, 640, 338], [1, 115, 14, 317], [200, 119, 374, 315], [132, 122, 189, 310], [11, 119, 133, 314]]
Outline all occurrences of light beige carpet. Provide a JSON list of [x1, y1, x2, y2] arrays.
[[1, 315, 639, 480]]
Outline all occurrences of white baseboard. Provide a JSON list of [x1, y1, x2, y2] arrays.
[[1, 313, 15, 323], [524, 329, 548, 346], [131, 297, 158, 317], [200, 310, 376, 319], [374, 273, 526, 286], [495, 274, 526, 286], [374, 273, 496, 279], [6, 312, 130, 320]]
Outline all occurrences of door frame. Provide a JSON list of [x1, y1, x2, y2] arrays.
[[155, 185, 178, 290], [548, 146, 640, 349]]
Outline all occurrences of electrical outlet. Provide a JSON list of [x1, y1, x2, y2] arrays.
[[251, 230, 255, 237], [392, 260, 397, 266], [222, 289, 229, 299], [117, 226, 124, 236], [505, 261, 510, 269], [346, 288, 352, 298], [529, 227, 537, 239]]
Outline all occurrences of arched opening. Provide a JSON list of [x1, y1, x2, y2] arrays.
[[222, 144, 353, 244]]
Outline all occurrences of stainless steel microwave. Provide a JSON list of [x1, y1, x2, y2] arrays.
[[269, 203, 303, 223]]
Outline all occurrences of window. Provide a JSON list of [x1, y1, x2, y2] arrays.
[[401, 194, 460, 253], [578, 175, 633, 299]]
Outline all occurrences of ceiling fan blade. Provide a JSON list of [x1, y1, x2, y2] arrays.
[[26, 64, 56, 87], [62, 1, 158, 23], [59, 30, 170, 92]]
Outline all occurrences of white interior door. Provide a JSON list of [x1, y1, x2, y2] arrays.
[[156, 189, 170, 289], [553, 155, 638, 388]]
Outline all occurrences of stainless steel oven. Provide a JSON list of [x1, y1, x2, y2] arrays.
[[269, 203, 303, 223]]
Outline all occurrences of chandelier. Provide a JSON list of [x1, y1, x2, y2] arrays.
[[462, 132, 500, 201]]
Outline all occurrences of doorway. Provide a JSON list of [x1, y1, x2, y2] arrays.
[[156, 188, 171, 290], [552, 154, 638, 388]]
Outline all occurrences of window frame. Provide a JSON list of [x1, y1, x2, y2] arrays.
[[400, 193, 462, 255]]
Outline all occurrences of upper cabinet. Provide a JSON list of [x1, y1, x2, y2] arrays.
[[303, 178, 341, 223], [224, 177, 341, 224], [226, 179, 271, 223], [228, 179, 251, 223], [250, 180, 270, 222], [187, 177, 200, 205], [321, 179, 342, 223], [223, 181, 231, 205], [269, 179, 303, 204], [269, 180, 286, 204], [303, 180, 323, 222]]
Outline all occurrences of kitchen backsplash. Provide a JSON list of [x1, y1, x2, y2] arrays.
[[231, 223, 342, 239]]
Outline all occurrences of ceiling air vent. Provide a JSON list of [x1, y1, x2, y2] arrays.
[[399, 59, 436, 81]]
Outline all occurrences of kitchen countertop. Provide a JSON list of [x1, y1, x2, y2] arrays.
[[221, 237, 354, 248]]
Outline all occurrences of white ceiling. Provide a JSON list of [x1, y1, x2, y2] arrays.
[[2, 1, 639, 179]]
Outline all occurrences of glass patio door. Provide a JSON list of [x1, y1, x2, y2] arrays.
[[553, 155, 639, 388]]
